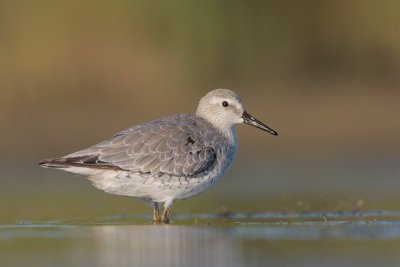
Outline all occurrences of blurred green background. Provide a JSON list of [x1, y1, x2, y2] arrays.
[[1, 0, 400, 221]]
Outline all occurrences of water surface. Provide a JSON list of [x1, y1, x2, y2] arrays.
[[2, 212, 400, 267]]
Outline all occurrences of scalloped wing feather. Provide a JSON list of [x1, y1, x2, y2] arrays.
[[63, 115, 218, 177]]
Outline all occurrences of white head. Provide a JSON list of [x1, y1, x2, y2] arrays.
[[196, 89, 278, 136]]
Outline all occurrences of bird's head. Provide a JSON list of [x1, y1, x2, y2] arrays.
[[196, 89, 278, 136]]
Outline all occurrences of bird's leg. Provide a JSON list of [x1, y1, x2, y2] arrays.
[[153, 202, 161, 223], [160, 199, 173, 223], [161, 206, 171, 223]]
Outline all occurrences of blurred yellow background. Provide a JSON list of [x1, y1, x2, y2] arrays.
[[1, 1, 399, 220]]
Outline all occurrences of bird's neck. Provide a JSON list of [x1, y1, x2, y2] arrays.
[[196, 113, 237, 144], [214, 123, 238, 145], [224, 126, 238, 145]]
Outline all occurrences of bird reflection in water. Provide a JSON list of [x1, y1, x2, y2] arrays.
[[87, 225, 241, 267]]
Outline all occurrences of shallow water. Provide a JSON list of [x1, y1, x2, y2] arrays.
[[2, 212, 400, 267], [2, 163, 400, 266]]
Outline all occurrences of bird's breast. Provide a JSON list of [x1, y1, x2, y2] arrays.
[[211, 136, 238, 179]]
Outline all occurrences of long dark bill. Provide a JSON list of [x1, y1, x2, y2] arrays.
[[242, 110, 278, 136]]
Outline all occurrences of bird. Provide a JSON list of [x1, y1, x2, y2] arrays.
[[39, 89, 278, 223]]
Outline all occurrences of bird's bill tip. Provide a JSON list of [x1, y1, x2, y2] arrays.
[[242, 111, 278, 136]]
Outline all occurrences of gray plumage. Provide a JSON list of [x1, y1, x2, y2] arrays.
[[64, 115, 222, 177], [40, 89, 277, 222]]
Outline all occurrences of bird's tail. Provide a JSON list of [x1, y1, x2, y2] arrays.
[[39, 155, 123, 171]]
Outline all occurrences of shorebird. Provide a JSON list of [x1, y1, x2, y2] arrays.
[[40, 89, 278, 223]]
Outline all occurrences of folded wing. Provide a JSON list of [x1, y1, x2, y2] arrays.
[[63, 116, 217, 177]]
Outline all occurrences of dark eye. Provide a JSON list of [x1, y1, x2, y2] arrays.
[[222, 101, 229, 107]]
